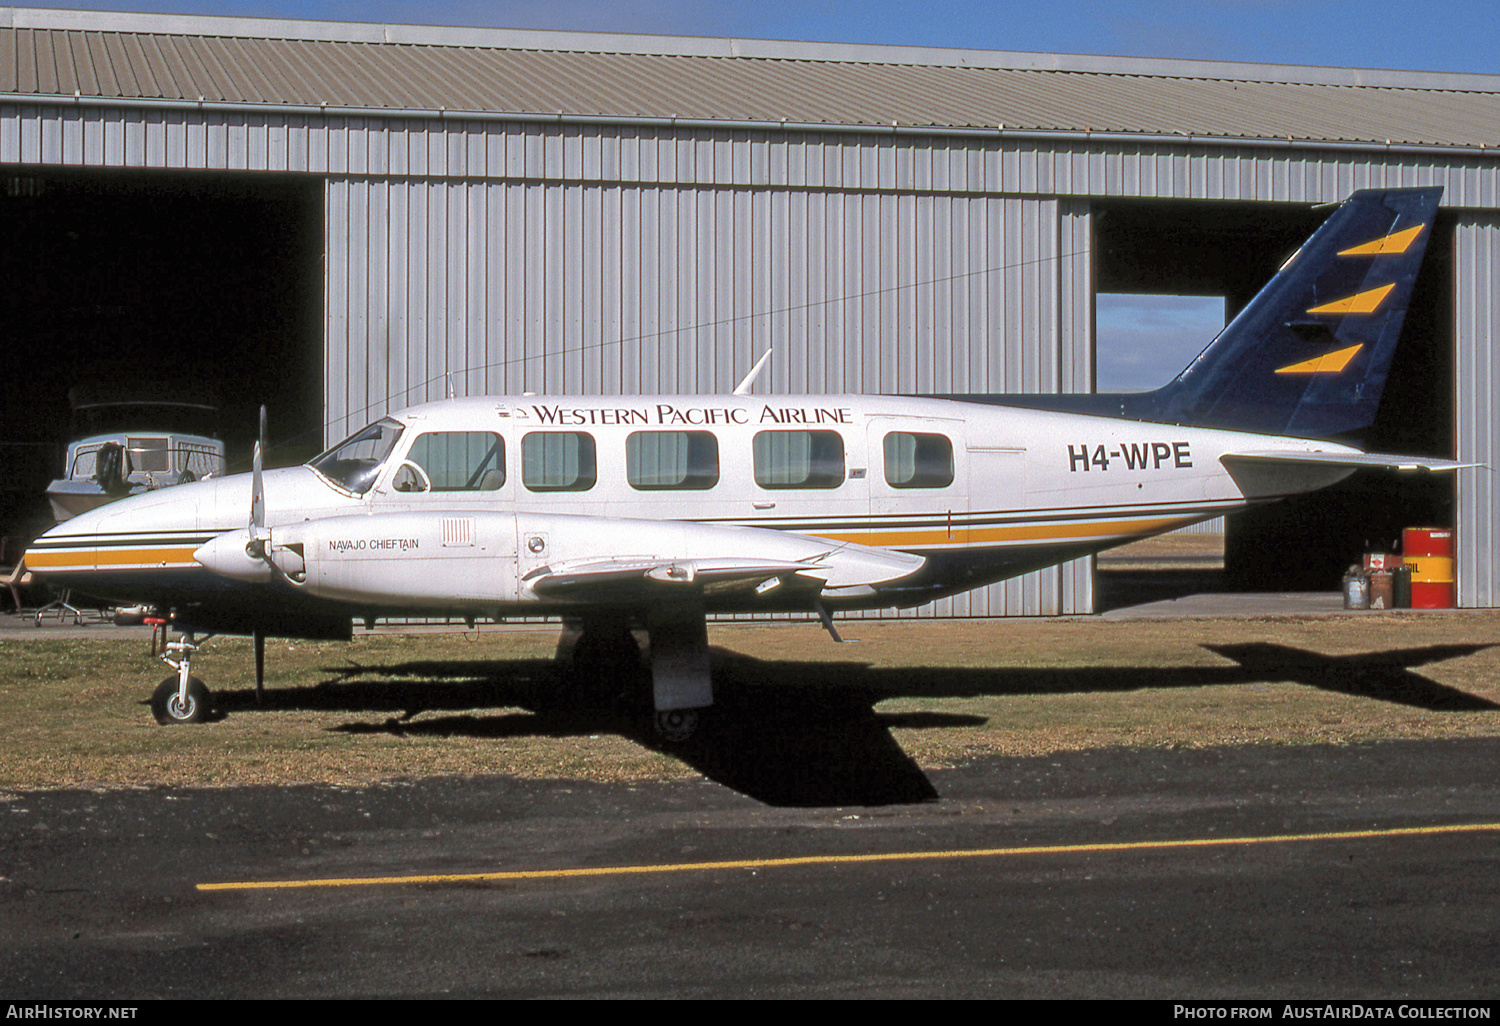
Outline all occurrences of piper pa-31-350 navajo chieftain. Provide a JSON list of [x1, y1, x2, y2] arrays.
[[24, 187, 1463, 738]]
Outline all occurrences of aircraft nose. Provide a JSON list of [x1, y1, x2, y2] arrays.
[[32, 480, 206, 549], [97, 480, 208, 533], [25, 479, 217, 581], [35, 498, 111, 540]]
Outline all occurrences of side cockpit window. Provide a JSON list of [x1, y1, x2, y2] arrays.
[[310, 418, 405, 495], [394, 432, 505, 493]]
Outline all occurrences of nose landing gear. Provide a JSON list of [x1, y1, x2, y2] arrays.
[[150, 630, 214, 725], [151, 675, 210, 724]]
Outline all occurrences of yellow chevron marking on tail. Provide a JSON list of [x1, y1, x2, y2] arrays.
[[1339, 224, 1425, 256], [1275, 343, 1364, 375], [1307, 283, 1395, 315]]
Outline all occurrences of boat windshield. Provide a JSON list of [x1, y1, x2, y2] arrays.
[[309, 418, 405, 495]]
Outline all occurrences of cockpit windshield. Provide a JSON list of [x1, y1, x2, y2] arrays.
[[309, 417, 405, 495]]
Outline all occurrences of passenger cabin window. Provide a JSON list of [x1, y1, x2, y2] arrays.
[[753, 430, 845, 489], [393, 432, 505, 493], [522, 432, 597, 492], [311, 417, 405, 495], [627, 431, 719, 490], [883, 432, 954, 489]]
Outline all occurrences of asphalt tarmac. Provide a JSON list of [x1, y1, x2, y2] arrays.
[[4, 738, 1498, 998]]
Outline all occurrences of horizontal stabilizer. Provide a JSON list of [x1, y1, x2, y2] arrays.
[[1220, 449, 1477, 500], [1222, 450, 1476, 473]]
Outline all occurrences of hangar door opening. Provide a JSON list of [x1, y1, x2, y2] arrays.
[[0, 168, 323, 546], [1094, 198, 1455, 593]]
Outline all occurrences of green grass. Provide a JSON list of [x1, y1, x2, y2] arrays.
[[2, 612, 1499, 790]]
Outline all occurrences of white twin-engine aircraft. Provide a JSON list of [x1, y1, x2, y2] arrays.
[[24, 187, 1464, 738]]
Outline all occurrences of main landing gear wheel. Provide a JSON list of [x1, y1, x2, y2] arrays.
[[151, 677, 211, 725], [654, 708, 702, 743]]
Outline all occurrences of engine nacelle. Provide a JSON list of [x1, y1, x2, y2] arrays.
[[268, 511, 519, 608]]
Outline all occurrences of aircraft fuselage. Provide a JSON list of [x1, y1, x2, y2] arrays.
[[26, 392, 1357, 622]]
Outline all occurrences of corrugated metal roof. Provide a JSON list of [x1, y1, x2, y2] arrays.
[[2, 14, 1498, 149]]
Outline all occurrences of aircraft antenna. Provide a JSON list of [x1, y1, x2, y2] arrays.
[[732, 349, 773, 396]]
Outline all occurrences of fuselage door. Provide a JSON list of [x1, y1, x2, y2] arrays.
[[866, 417, 968, 549]]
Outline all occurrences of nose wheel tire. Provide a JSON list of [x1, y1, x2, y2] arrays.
[[151, 677, 211, 725]]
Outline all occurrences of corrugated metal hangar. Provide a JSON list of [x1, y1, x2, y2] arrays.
[[3, 6, 1499, 616]]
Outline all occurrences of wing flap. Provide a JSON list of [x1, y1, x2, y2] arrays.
[[527, 556, 821, 601]]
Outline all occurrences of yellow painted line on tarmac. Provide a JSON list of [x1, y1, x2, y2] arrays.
[[196, 821, 1500, 893]]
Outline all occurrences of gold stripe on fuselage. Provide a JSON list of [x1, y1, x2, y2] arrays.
[[25, 547, 201, 571], [815, 515, 1192, 548], [28, 508, 1216, 576]]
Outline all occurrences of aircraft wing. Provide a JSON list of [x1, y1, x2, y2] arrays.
[[524, 532, 930, 603]]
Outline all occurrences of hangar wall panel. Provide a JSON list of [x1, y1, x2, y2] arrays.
[[323, 178, 1093, 616], [6, 104, 1500, 207], [1456, 215, 1500, 608]]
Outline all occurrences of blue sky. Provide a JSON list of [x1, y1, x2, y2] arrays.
[[18, 1, 1500, 74], [17, 1, 1495, 390]]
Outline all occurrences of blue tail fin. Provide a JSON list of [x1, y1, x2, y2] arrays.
[[977, 187, 1442, 441], [1140, 186, 1441, 439]]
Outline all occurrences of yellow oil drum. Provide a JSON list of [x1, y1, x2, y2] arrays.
[[1403, 527, 1455, 609]]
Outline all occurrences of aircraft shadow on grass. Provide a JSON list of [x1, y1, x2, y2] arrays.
[[203, 641, 1497, 807]]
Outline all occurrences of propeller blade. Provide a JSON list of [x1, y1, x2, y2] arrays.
[[251, 405, 267, 533], [246, 406, 269, 561], [250, 443, 264, 532]]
